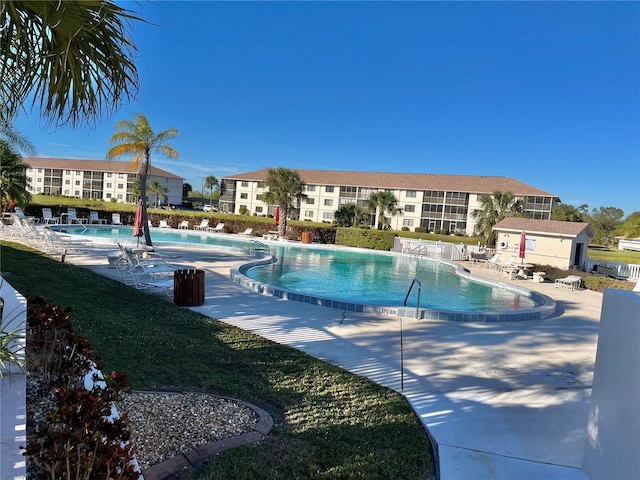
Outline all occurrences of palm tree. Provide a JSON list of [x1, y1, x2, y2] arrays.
[[204, 175, 218, 207], [262, 168, 306, 237], [0, 107, 36, 157], [106, 114, 178, 246], [147, 179, 169, 208], [0, 140, 31, 214], [0, 0, 141, 128], [334, 203, 368, 228], [471, 190, 527, 246], [367, 191, 399, 230]]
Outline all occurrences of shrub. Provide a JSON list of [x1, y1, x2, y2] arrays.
[[414, 227, 426, 233], [335, 227, 395, 250], [401, 226, 410, 231], [582, 276, 635, 293], [23, 296, 139, 480]]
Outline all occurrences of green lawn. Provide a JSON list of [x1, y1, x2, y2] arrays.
[[1, 242, 434, 480], [587, 245, 640, 265]]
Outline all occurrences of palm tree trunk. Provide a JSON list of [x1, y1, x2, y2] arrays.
[[140, 157, 153, 247], [278, 202, 286, 237]]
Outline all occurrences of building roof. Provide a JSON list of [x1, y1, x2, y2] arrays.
[[493, 217, 594, 238], [22, 157, 183, 180], [224, 168, 557, 198]]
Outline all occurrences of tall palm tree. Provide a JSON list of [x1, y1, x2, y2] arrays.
[[471, 190, 527, 246], [204, 175, 218, 207], [147, 179, 168, 208], [334, 203, 368, 228], [262, 168, 306, 237], [367, 191, 399, 230], [0, 0, 141, 128], [106, 114, 178, 247], [0, 140, 31, 214]]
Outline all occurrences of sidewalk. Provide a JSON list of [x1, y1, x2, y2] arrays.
[[32, 244, 607, 479]]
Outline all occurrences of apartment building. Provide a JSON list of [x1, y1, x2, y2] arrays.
[[220, 169, 559, 235], [22, 157, 184, 205]]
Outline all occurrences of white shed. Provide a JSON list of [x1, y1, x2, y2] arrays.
[[493, 218, 594, 270]]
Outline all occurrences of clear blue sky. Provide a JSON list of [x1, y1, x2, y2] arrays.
[[15, 1, 640, 217]]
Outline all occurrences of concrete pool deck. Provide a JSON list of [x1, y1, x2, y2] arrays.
[[10, 241, 606, 479]]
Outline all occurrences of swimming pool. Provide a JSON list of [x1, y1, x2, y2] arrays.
[[55, 225, 555, 321]]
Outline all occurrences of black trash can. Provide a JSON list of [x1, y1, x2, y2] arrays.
[[174, 269, 205, 306]]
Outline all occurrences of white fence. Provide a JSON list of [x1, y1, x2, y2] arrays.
[[585, 258, 640, 281]]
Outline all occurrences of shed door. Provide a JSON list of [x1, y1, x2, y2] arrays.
[[573, 243, 583, 267]]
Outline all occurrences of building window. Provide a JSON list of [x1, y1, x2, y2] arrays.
[[117, 194, 123, 200], [406, 191, 416, 198], [324, 199, 333, 206], [117, 184, 124, 189], [256, 206, 263, 213], [118, 173, 124, 178], [65, 179, 70, 185], [37, 178, 42, 182], [63, 189, 69, 195], [403, 219, 414, 227], [241, 181, 249, 187], [74, 190, 80, 196], [106, 193, 112, 198], [106, 173, 112, 178], [306, 198, 315, 205], [76, 171, 82, 175], [322, 212, 334, 220], [65, 170, 71, 174], [240, 193, 248, 199], [106, 182, 112, 188], [257, 182, 265, 189], [256, 194, 262, 201], [305, 210, 314, 218], [404, 205, 415, 213], [325, 186, 334, 193], [307, 185, 316, 192], [36, 186, 42, 192], [38, 168, 43, 173]]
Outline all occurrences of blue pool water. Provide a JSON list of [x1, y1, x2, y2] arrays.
[[55, 225, 539, 312]]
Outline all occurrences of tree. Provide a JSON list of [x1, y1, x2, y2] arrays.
[[262, 168, 306, 237], [183, 183, 192, 198], [617, 212, 640, 239], [1, 107, 36, 157], [0, 0, 141, 128], [551, 203, 586, 222], [106, 114, 178, 247], [204, 175, 218, 206], [367, 191, 398, 230], [589, 206, 624, 245], [471, 191, 527, 246], [334, 203, 368, 228], [147, 179, 168, 207], [0, 140, 31, 213]]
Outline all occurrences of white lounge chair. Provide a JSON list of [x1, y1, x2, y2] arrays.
[[159, 220, 171, 229], [555, 275, 582, 290], [194, 219, 209, 231], [66, 208, 80, 224], [178, 220, 189, 229], [42, 208, 60, 225], [207, 222, 224, 233], [89, 211, 105, 224], [238, 228, 253, 236], [487, 253, 503, 271], [111, 213, 123, 225]]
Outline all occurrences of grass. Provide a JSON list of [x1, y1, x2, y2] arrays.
[[587, 245, 640, 265], [1, 242, 434, 479]]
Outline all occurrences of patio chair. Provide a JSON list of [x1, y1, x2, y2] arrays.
[[487, 253, 503, 271], [178, 220, 189, 229], [89, 211, 106, 224], [194, 219, 209, 231], [66, 208, 84, 225], [238, 227, 253, 236], [42, 208, 60, 225], [111, 213, 123, 225], [207, 222, 224, 233], [159, 220, 171, 229], [555, 275, 582, 290]]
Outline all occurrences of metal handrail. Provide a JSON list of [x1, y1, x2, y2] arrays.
[[249, 239, 270, 254], [403, 278, 422, 319]]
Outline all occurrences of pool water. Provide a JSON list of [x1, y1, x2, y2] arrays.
[[56, 225, 538, 312]]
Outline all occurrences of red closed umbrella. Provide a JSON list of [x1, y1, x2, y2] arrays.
[[274, 207, 280, 227], [519, 231, 526, 264], [133, 199, 144, 246]]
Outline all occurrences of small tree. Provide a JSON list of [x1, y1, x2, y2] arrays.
[[262, 168, 306, 237], [334, 203, 368, 228], [204, 175, 218, 206], [147, 179, 169, 207], [471, 190, 527, 246], [367, 191, 398, 230]]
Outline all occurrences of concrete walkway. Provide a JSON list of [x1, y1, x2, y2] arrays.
[[22, 241, 607, 479]]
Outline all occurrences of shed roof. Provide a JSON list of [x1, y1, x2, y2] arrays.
[[493, 217, 594, 238], [225, 169, 557, 198]]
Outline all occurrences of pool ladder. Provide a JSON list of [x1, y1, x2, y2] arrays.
[[403, 278, 422, 319], [248, 239, 270, 256]]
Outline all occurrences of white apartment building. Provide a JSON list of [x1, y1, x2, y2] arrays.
[[22, 157, 184, 206], [220, 169, 559, 235]]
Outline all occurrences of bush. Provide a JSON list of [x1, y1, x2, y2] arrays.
[[414, 227, 426, 233], [335, 227, 395, 250], [401, 226, 410, 231], [582, 276, 635, 293]]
